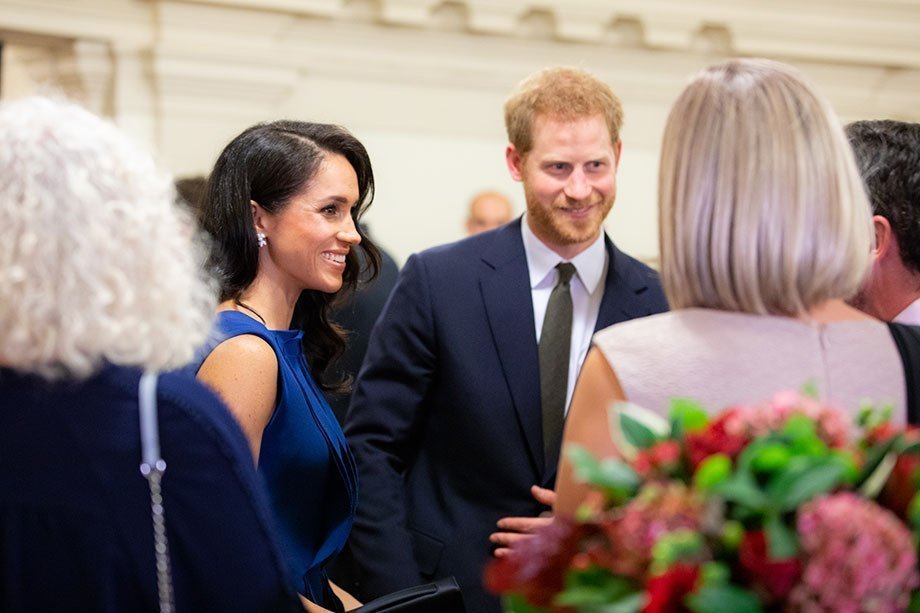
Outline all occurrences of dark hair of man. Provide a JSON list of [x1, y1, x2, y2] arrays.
[[846, 120, 920, 273], [200, 120, 381, 391], [175, 175, 208, 212]]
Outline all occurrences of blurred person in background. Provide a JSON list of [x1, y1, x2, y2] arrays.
[[175, 174, 209, 211], [465, 189, 514, 235], [0, 97, 299, 612], [846, 120, 920, 325]]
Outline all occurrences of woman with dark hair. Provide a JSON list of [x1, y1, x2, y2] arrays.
[[193, 120, 380, 612]]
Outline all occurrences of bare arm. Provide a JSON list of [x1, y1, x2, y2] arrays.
[[196, 334, 278, 463], [330, 582, 362, 610], [553, 347, 627, 519]]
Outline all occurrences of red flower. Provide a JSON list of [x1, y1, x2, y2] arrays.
[[865, 422, 898, 446], [738, 530, 801, 600], [643, 564, 699, 613], [879, 453, 920, 520], [484, 518, 586, 606], [634, 440, 683, 477], [685, 409, 749, 470]]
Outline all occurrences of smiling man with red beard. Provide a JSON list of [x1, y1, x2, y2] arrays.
[[341, 67, 668, 613]]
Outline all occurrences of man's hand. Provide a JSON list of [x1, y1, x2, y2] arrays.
[[489, 485, 556, 557]]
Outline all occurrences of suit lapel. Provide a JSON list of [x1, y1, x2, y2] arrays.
[[479, 220, 543, 477], [595, 237, 654, 331]]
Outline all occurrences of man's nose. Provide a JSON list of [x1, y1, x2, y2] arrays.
[[563, 168, 591, 201]]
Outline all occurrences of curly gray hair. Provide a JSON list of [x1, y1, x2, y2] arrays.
[[0, 97, 216, 378]]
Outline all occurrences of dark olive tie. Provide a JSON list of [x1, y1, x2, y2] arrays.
[[539, 262, 576, 473]]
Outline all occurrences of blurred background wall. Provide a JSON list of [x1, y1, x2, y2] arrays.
[[2, 0, 918, 264]]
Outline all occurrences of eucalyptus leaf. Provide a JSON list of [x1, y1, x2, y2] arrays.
[[619, 413, 660, 449], [764, 512, 798, 559], [714, 470, 768, 510], [581, 593, 644, 613], [555, 574, 634, 606], [567, 445, 639, 498], [686, 584, 763, 613], [860, 452, 898, 499], [769, 459, 845, 511], [608, 402, 669, 460], [503, 593, 547, 613], [856, 433, 902, 487]]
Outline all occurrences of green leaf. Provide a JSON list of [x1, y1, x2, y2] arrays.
[[859, 451, 899, 499], [669, 398, 709, 436], [503, 593, 548, 613], [720, 520, 744, 550], [750, 443, 792, 475], [620, 412, 660, 449], [857, 433, 902, 486], [650, 529, 703, 572], [800, 380, 819, 399], [909, 588, 920, 613], [555, 571, 634, 606], [782, 414, 817, 443], [699, 561, 730, 585], [608, 402, 670, 460], [900, 440, 920, 455], [686, 584, 764, 613], [909, 493, 920, 530], [567, 445, 640, 499], [580, 593, 645, 613], [694, 454, 732, 491], [764, 512, 799, 559], [713, 470, 768, 510], [768, 459, 845, 511]]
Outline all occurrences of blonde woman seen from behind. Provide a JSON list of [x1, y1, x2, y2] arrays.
[[554, 59, 910, 517], [0, 97, 301, 611]]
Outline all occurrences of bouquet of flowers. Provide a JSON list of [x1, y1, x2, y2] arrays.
[[485, 391, 920, 612]]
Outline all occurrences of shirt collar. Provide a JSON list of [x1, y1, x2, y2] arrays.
[[521, 213, 607, 294], [894, 297, 920, 326]]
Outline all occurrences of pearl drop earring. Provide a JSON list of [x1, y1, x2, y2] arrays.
[[257, 232, 267, 248]]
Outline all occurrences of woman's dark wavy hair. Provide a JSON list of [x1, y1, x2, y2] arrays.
[[200, 120, 380, 391]]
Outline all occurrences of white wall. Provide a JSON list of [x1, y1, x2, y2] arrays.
[[2, 0, 920, 264]]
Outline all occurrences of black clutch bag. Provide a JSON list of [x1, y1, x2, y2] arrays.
[[353, 577, 466, 613]]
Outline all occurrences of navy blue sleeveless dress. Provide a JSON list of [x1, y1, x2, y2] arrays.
[[193, 311, 357, 609]]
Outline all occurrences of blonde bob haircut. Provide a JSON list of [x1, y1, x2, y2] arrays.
[[658, 59, 872, 316], [504, 66, 624, 155], [0, 97, 216, 379]]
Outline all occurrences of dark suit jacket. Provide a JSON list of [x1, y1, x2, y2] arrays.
[[344, 219, 668, 613], [326, 245, 400, 423]]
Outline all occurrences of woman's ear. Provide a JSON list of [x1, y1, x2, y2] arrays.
[[250, 199, 267, 233]]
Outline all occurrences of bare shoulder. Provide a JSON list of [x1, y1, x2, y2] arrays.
[[197, 334, 280, 461], [199, 335, 278, 391]]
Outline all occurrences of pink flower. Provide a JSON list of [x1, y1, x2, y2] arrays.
[[613, 482, 705, 576], [790, 492, 919, 612], [721, 392, 850, 447]]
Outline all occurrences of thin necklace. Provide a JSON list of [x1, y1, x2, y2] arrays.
[[234, 299, 266, 325]]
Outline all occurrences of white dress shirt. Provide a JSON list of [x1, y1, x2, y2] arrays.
[[521, 214, 609, 415], [894, 297, 920, 326]]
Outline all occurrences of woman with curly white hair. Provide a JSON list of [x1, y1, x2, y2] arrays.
[[0, 97, 301, 611]]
